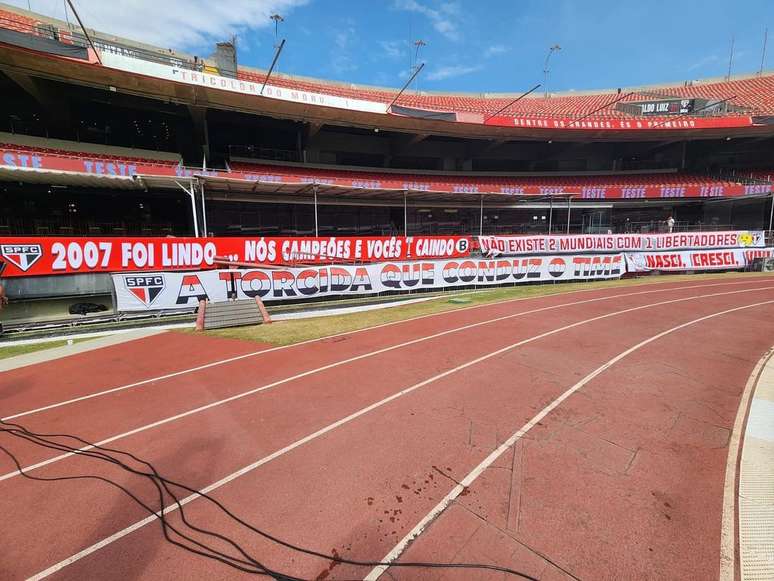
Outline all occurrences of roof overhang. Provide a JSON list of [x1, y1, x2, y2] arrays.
[[0, 164, 141, 189], [196, 174, 581, 207], [2, 42, 774, 143]]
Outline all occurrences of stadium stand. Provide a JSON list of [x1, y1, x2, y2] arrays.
[[1, 6, 769, 122], [0, 137, 755, 197], [229, 161, 750, 193], [0, 133, 182, 163], [0, 142, 181, 169], [236, 70, 773, 119], [0, 8, 36, 33], [0, 1, 772, 325]]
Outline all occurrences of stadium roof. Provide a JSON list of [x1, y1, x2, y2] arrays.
[[1, 3, 773, 142]]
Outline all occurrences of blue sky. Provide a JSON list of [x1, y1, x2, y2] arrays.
[[14, 0, 774, 92]]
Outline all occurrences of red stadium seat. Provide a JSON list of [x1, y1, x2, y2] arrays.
[[229, 161, 745, 194], [236, 68, 774, 120]]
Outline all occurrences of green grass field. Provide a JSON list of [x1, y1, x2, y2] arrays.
[[0, 337, 95, 360], [209, 272, 774, 346]]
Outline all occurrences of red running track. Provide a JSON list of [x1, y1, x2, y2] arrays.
[[1, 275, 773, 580]]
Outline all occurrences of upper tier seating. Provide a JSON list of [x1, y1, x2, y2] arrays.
[[0, 10, 37, 33], [239, 68, 774, 119], [0, 143, 180, 168], [1, 6, 770, 122]]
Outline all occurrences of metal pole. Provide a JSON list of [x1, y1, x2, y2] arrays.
[[65, 0, 102, 64], [389, 63, 425, 111], [566, 197, 572, 233], [543, 45, 560, 98], [403, 191, 408, 236], [769, 192, 774, 233], [175, 180, 199, 238], [190, 183, 199, 238], [314, 186, 319, 237], [261, 39, 286, 95], [479, 196, 484, 235], [484, 83, 541, 121], [548, 198, 553, 234], [199, 180, 208, 237], [543, 68, 548, 99]]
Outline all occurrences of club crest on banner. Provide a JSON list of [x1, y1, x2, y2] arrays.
[[738, 232, 763, 247], [124, 275, 165, 306], [0, 243, 43, 272]]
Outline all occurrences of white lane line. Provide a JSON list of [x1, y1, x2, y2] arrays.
[[365, 299, 774, 580], [718, 347, 774, 581], [2, 278, 758, 423], [4, 284, 771, 485], [25, 289, 774, 580]]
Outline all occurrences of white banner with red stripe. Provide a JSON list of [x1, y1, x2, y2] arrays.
[[112, 254, 624, 311], [624, 247, 774, 272], [478, 231, 765, 256]]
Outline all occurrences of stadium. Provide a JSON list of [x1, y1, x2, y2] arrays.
[[1, 1, 774, 580]]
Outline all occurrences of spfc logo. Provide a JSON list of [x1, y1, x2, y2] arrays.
[[738, 231, 764, 247], [125, 275, 165, 306], [0, 243, 43, 272]]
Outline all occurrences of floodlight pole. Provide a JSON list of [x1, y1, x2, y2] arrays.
[[413, 40, 426, 92], [270, 14, 284, 50], [543, 45, 560, 98]]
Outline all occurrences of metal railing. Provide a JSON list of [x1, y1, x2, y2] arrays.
[[704, 168, 773, 186], [228, 145, 300, 163], [618, 220, 735, 234]]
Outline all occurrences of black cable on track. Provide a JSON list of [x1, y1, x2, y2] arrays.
[[0, 419, 539, 580]]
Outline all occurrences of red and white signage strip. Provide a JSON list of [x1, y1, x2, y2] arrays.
[[624, 247, 774, 272], [99, 52, 388, 115], [484, 114, 755, 131], [478, 231, 766, 257], [230, 168, 768, 198], [0, 236, 471, 278], [2, 146, 770, 199], [112, 254, 625, 311], [0, 146, 180, 177]]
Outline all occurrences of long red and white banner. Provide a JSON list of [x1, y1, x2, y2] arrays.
[[112, 254, 625, 311], [99, 52, 389, 115], [0, 236, 471, 278], [2, 146, 771, 199], [478, 231, 766, 256], [484, 114, 755, 131], [624, 248, 774, 272]]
